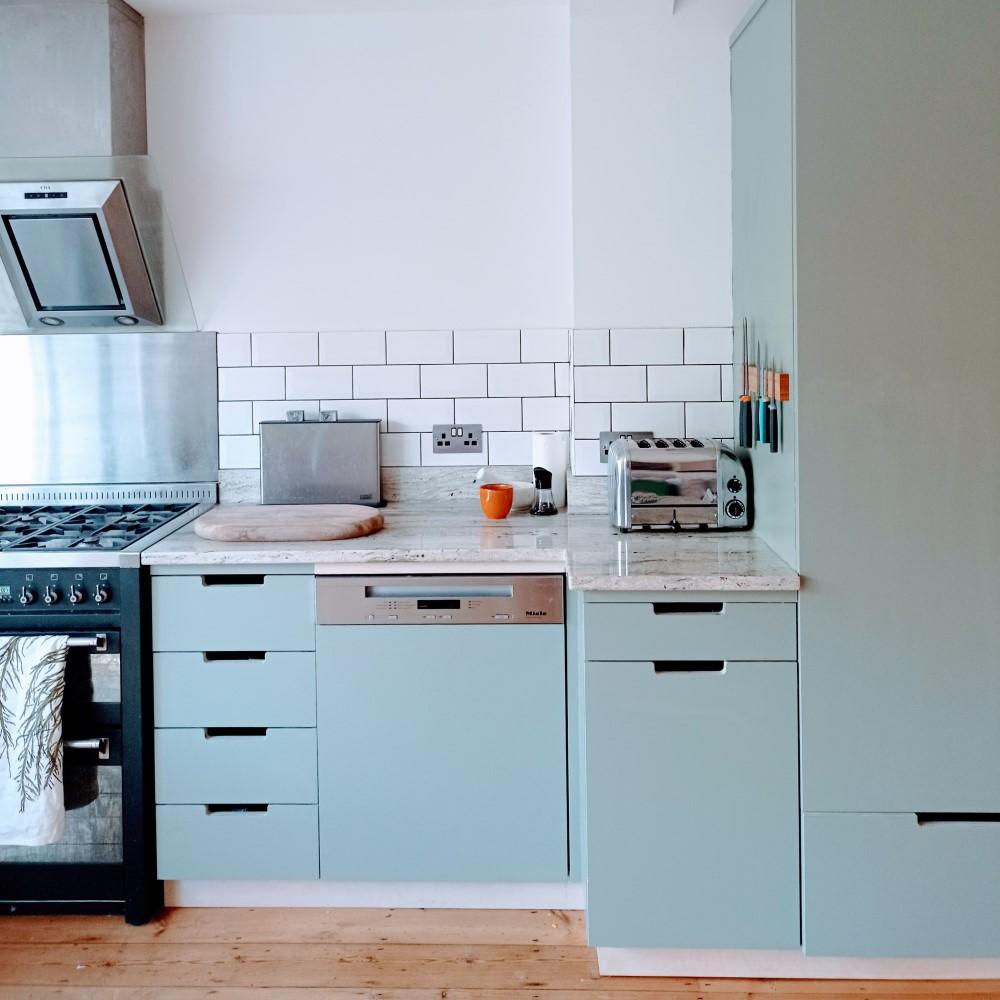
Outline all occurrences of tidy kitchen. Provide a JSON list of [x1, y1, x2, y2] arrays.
[[0, 0, 997, 995]]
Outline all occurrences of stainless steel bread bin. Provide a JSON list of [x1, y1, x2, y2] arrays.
[[260, 418, 381, 505]]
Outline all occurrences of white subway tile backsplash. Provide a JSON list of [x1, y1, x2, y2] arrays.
[[380, 432, 421, 467], [685, 401, 734, 438], [215, 323, 739, 479], [319, 398, 388, 429], [218, 401, 252, 436], [611, 402, 685, 436], [420, 364, 487, 398], [420, 432, 488, 466], [252, 399, 319, 432], [488, 431, 533, 465], [353, 365, 420, 399], [572, 329, 610, 366], [453, 329, 520, 363], [488, 363, 553, 398], [523, 396, 570, 431], [219, 435, 260, 470], [455, 397, 522, 431], [610, 328, 683, 365], [386, 330, 452, 364], [555, 362, 570, 396], [573, 402, 610, 438], [251, 332, 318, 367], [219, 366, 284, 401], [387, 398, 454, 433], [647, 365, 721, 402], [217, 333, 250, 367], [320, 331, 386, 365], [684, 327, 734, 365], [573, 438, 605, 476], [285, 365, 353, 399], [521, 329, 569, 363], [574, 365, 646, 403]]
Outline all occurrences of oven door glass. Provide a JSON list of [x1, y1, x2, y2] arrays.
[[0, 648, 122, 864]]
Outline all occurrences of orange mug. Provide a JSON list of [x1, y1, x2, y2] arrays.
[[479, 483, 514, 520]]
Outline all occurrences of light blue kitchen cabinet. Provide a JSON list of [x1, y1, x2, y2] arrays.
[[316, 624, 568, 882], [151, 571, 315, 652], [584, 654, 800, 949], [151, 567, 319, 880], [153, 651, 316, 728], [803, 812, 1000, 957], [155, 728, 318, 805], [156, 805, 319, 880]]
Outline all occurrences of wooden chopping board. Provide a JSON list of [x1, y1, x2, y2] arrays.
[[194, 504, 384, 543]]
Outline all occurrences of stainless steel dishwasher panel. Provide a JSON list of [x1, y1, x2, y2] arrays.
[[315, 574, 564, 626]]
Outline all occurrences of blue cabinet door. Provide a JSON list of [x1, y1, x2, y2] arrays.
[[585, 658, 800, 949], [316, 624, 567, 882]]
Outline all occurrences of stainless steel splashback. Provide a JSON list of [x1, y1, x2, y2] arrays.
[[0, 331, 218, 489]]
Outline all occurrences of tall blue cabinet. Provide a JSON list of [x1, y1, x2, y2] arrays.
[[732, 0, 1000, 957]]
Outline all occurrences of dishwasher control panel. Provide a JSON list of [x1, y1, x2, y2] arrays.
[[316, 574, 564, 625]]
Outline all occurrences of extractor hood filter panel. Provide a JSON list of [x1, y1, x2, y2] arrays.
[[0, 180, 161, 328]]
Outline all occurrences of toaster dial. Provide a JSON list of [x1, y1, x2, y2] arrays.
[[725, 498, 746, 520], [726, 476, 744, 494]]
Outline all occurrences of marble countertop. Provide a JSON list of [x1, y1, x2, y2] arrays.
[[142, 504, 799, 592]]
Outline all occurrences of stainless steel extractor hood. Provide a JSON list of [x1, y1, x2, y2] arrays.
[[0, 178, 161, 329]]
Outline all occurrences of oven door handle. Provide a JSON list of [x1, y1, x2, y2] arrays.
[[63, 737, 111, 760], [66, 634, 108, 652]]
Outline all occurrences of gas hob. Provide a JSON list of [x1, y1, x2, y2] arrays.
[[0, 502, 210, 568]]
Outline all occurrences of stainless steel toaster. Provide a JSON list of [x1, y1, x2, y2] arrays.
[[607, 436, 750, 531], [260, 418, 382, 505]]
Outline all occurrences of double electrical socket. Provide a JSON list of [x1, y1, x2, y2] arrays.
[[599, 430, 653, 463], [432, 423, 484, 454]]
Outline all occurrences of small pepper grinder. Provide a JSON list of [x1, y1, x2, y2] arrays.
[[530, 466, 557, 516]]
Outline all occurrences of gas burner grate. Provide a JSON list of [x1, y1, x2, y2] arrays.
[[0, 502, 197, 552]]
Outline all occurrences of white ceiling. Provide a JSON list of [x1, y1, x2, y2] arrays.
[[130, 0, 567, 16]]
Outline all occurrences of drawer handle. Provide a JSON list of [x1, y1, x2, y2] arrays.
[[917, 813, 1000, 825], [652, 602, 724, 615], [205, 804, 269, 814], [201, 574, 266, 587], [653, 661, 725, 673], [203, 727, 268, 739], [203, 651, 266, 662]]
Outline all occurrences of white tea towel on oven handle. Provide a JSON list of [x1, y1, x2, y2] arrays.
[[0, 635, 69, 846]]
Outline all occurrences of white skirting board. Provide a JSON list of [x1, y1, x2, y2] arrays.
[[165, 880, 586, 910], [597, 948, 1000, 980]]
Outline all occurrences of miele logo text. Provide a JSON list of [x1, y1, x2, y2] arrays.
[[525, 610, 548, 617]]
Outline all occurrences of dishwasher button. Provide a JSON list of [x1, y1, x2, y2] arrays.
[[423, 614, 437, 620], [387, 614, 398, 621], [367, 614, 375, 621], [493, 613, 511, 621], [440, 614, 452, 620]]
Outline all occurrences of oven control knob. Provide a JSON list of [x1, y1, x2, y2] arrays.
[[725, 498, 746, 520], [43, 585, 61, 605], [94, 583, 112, 605], [69, 584, 86, 605], [19, 585, 36, 606]]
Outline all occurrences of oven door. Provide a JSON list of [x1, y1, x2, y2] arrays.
[[0, 633, 126, 909]]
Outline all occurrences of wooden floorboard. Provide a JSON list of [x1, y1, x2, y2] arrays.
[[0, 908, 997, 998]]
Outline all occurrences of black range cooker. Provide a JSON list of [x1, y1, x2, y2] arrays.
[[0, 500, 209, 923]]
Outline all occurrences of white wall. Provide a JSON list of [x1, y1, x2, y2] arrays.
[[571, 0, 751, 328], [145, 2, 573, 332]]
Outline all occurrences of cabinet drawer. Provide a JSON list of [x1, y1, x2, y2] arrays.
[[155, 728, 317, 804], [804, 811, 1000, 957], [154, 652, 316, 728], [585, 659, 799, 949], [584, 599, 796, 661], [156, 804, 318, 880], [152, 573, 315, 652]]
